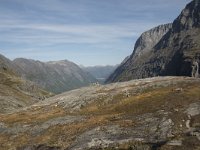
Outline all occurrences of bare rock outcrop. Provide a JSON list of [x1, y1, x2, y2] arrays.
[[1, 76, 200, 149]]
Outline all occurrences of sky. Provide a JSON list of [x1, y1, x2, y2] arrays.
[[0, 0, 190, 66]]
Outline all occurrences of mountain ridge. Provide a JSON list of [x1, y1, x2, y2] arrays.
[[106, 23, 172, 82], [0, 55, 53, 113], [0, 1, 200, 149], [13, 57, 97, 94], [106, 0, 200, 83]]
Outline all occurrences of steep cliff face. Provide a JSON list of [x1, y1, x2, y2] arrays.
[[106, 24, 172, 82], [146, 0, 200, 77], [172, 0, 200, 32], [14, 58, 97, 94], [107, 0, 200, 83], [133, 24, 172, 57]]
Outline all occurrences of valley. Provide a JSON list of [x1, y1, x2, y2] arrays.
[[0, 0, 200, 150]]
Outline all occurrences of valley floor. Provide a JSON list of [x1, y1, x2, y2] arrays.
[[0, 76, 200, 150]]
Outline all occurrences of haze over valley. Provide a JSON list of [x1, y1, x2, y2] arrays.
[[0, 0, 200, 150]]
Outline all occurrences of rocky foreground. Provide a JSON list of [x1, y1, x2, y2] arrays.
[[0, 76, 200, 150]]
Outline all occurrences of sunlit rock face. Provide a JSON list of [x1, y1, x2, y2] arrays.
[[107, 0, 200, 83]]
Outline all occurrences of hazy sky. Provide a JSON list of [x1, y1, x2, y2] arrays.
[[0, 0, 190, 66]]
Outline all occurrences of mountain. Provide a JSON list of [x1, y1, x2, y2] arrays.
[[1, 1, 200, 149], [81, 65, 118, 83], [1, 76, 200, 149], [106, 24, 172, 82], [106, 0, 200, 83], [13, 58, 97, 94], [0, 54, 52, 113]]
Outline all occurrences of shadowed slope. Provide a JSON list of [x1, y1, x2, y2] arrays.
[[107, 0, 200, 83]]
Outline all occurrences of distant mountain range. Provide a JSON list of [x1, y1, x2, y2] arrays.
[[13, 58, 97, 94], [0, 54, 97, 94], [106, 0, 200, 83], [81, 65, 118, 83]]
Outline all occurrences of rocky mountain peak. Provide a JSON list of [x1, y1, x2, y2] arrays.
[[172, 0, 200, 32], [106, 0, 200, 83], [106, 23, 172, 83], [133, 23, 172, 57]]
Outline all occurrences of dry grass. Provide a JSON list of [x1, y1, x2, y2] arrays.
[[80, 81, 200, 116], [0, 78, 200, 149], [0, 106, 66, 125], [0, 114, 115, 149], [0, 71, 53, 114]]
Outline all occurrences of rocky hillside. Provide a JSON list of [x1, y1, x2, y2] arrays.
[[13, 58, 97, 94], [131, 23, 172, 58], [81, 65, 118, 83], [106, 24, 172, 83], [0, 54, 53, 113], [106, 0, 200, 83], [0, 54, 16, 73], [0, 76, 200, 149]]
